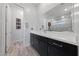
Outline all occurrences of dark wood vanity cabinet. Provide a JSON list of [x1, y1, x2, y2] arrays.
[[37, 36, 48, 56], [48, 39, 64, 56], [30, 33, 39, 51], [30, 33, 34, 47], [47, 39, 78, 56], [30, 33, 78, 56], [30, 33, 48, 56]]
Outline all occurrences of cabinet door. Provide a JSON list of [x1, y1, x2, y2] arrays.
[[48, 44, 64, 56], [63, 43, 78, 56], [38, 36, 48, 56], [30, 33, 34, 47], [33, 35, 39, 51], [47, 38, 78, 56], [47, 39, 64, 56], [30, 34, 39, 52]]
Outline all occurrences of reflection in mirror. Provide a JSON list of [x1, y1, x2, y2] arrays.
[[73, 3, 79, 34], [43, 3, 74, 32]]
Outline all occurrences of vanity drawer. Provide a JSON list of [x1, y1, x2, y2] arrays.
[[47, 38, 78, 56]]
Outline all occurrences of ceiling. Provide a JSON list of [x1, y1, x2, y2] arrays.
[[32, 3, 40, 7], [15, 3, 40, 8]]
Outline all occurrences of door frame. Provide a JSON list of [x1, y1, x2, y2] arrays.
[[5, 4, 25, 54]]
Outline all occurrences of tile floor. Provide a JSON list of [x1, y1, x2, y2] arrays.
[[7, 41, 39, 56]]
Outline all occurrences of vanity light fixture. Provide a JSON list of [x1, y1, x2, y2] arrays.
[[20, 11, 23, 16], [74, 12, 79, 15], [64, 8, 68, 11], [64, 4, 79, 12], [71, 12, 79, 16], [61, 16, 65, 18], [52, 18, 54, 21], [74, 3, 79, 8]]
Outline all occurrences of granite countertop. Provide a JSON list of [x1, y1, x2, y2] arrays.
[[31, 31, 78, 46]]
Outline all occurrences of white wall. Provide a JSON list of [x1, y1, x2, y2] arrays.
[[39, 3, 59, 14], [0, 4, 6, 55], [23, 4, 39, 46], [74, 13, 79, 55]]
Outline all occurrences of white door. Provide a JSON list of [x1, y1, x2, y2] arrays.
[[7, 4, 25, 46], [5, 4, 12, 52]]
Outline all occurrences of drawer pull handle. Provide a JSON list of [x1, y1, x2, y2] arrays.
[[48, 42, 63, 47], [53, 43, 63, 47]]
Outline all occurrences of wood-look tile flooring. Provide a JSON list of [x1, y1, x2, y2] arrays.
[[7, 41, 39, 56]]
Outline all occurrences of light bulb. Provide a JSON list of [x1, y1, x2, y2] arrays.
[[64, 8, 68, 11]]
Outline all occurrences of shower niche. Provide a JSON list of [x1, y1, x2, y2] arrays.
[[16, 18, 21, 29]]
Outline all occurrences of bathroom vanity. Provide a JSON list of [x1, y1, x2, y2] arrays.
[[30, 31, 78, 56], [30, 3, 79, 56]]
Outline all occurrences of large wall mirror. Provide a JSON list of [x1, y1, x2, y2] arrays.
[[43, 3, 74, 32]]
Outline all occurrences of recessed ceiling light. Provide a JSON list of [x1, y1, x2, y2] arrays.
[[64, 8, 68, 11], [71, 12, 79, 16]]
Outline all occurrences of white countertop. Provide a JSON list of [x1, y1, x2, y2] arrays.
[[31, 31, 78, 46]]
